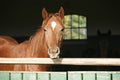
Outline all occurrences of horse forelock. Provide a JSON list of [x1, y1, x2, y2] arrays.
[[42, 13, 64, 29]]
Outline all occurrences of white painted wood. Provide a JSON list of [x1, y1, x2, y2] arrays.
[[0, 58, 120, 66]]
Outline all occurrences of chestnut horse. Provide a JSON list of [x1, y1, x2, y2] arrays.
[[0, 7, 64, 71]]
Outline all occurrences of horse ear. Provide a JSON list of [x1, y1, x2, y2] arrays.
[[59, 7, 64, 19], [42, 8, 48, 19]]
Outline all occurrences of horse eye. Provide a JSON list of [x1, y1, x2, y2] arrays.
[[61, 28, 64, 31], [44, 28, 47, 31]]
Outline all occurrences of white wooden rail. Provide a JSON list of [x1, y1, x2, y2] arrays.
[[0, 58, 120, 66]]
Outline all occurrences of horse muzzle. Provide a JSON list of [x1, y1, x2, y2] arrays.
[[48, 47, 60, 59]]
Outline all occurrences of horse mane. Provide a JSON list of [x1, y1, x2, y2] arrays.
[[27, 25, 47, 57]]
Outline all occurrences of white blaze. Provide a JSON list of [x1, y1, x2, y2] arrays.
[[51, 21, 57, 30]]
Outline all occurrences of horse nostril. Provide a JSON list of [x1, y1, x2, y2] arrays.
[[53, 48, 58, 53]]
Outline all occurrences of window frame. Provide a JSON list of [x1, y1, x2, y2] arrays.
[[63, 14, 87, 40]]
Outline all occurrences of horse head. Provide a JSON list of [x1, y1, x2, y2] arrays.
[[42, 7, 64, 58]]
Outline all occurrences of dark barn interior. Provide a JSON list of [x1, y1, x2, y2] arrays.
[[0, 0, 120, 71]]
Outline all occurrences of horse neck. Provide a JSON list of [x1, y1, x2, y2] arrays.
[[28, 28, 48, 57]]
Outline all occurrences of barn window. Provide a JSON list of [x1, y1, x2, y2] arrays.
[[63, 15, 87, 40]]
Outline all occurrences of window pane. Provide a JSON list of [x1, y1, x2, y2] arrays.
[[64, 15, 71, 28], [63, 29, 71, 39], [72, 29, 79, 39], [72, 15, 78, 28], [79, 16, 86, 27], [79, 28, 87, 39]]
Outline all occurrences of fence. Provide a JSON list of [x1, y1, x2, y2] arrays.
[[0, 58, 120, 66], [0, 58, 120, 80], [0, 71, 120, 80]]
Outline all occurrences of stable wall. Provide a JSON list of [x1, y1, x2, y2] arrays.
[[0, 0, 120, 36]]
